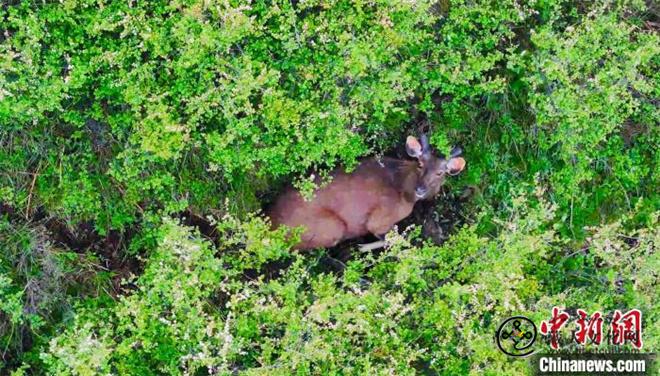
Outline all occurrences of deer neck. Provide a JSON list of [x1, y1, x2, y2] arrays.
[[379, 158, 419, 203]]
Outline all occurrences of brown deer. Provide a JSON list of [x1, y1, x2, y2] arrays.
[[267, 135, 466, 250]]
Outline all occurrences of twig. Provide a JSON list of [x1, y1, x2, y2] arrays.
[[25, 161, 42, 219], [358, 240, 387, 252]]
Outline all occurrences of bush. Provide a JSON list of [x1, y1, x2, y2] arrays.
[[522, 11, 659, 233], [1, 0, 543, 231], [0, 217, 105, 369], [0, 0, 657, 374], [42, 190, 657, 375]]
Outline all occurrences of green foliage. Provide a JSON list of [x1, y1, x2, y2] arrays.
[[0, 0, 658, 374], [522, 11, 659, 231], [1, 0, 565, 230], [41, 217, 298, 375], [42, 221, 227, 375], [0, 217, 107, 369], [42, 194, 658, 375]]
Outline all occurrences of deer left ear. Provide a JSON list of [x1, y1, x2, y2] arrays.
[[405, 136, 423, 158], [446, 157, 466, 176]]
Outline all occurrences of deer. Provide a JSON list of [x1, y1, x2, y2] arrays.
[[267, 134, 466, 250]]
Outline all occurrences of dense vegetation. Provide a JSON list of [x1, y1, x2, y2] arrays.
[[1, 0, 658, 374]]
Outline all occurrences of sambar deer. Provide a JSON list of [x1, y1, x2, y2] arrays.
[[267, 135, 466, 250]]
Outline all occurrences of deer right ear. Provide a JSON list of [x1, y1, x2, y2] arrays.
[[446, 157, 466, 176], [406, 136, 423, 158]]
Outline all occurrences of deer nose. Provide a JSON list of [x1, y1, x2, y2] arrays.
[[415, 186, 428, 199]]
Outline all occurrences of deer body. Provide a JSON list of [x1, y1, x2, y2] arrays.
[[268, 135, 465, 250], [269, 158, 419, 249]]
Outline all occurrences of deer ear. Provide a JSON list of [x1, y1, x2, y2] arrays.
[[406, 136, 423, 158], [446, 157, 466, 176]]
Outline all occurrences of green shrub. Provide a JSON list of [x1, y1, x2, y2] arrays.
[[0, 217, 106, 369], [1, 0, 658, 374], [1, 0, 540, 231], [522, 11, 659, 232], [41, 190, 657, 375]]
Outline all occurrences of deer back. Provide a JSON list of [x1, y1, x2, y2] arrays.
[[268, 158, 420, 249]]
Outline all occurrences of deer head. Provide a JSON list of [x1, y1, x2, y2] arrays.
[[405, 134, 466, 200]]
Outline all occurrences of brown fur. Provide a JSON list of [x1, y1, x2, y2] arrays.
[[268, 144, 464, 250]]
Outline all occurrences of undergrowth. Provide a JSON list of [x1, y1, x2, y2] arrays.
[[0, 0, 657, 374]]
